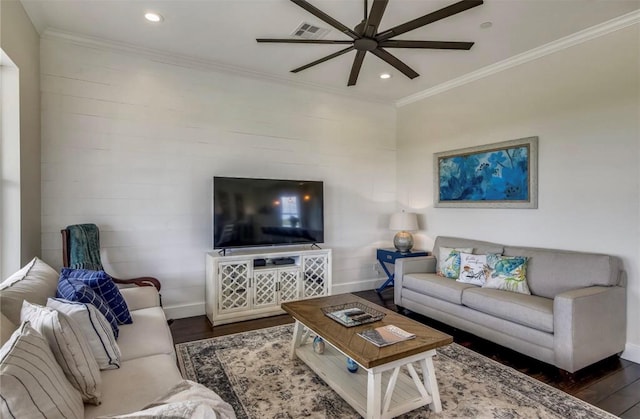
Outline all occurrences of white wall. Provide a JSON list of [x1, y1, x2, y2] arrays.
[[0, 0, 41, 268], [397, 25, 640, 360], [40, 35, 394, 318]]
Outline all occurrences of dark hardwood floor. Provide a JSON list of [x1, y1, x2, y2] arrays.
[[170, 289, 640, 418]]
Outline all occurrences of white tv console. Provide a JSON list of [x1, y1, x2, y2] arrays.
[[205, 247, 332, 325]]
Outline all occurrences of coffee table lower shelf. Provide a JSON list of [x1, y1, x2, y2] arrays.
[[291, 323, 441, 419]]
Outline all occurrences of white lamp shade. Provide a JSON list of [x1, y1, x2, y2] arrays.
[[389, 212, 418, 231]]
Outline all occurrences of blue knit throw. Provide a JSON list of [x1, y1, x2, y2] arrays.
[[67, 224, 104, 271]]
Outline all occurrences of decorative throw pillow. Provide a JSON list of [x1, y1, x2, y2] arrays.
[[0, 322, 84, 419], [47, 298, 121, 370], [437, 247, 473, 279], [57, 274, 120, 338], [61, 268, 132, 325], [457, 253, 488, 286], [483, 253, 531, 295], [21, 300, 102, 404], [0, 256, 59, 325]]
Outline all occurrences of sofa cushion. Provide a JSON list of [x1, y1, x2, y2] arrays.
[[0, 322, 84, 419], [47, 298, 122, 370], [61, 268, 133, 325], [0, 257, 59, 324], [83, 354, 184, 418], [504, 246, 620, 299], [483, 253, 531, 295], [462, 288, 554, 333], [57, 275, 120, 338], [0, 313, 16, 346], [119, 286, 161, 311], [21, 301, 102, 404], [403, 273, 477, 305], [437, 247, 472, 278], [102, 380, 236, 419], [118, 307, 175, 362]]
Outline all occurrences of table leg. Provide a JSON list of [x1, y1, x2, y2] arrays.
[[290, 320, 304, 360], [366, 370, 383, 419], [420, 357, 442, 413]]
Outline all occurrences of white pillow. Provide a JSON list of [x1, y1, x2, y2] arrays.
[[21, 300, 102, 404], [47, 297, 122, 370], [0, 257, 59, 325], [457, 253, 488, 286], [0, 321, 84, 419]]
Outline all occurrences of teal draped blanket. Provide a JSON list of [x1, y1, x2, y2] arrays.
[[67, 224, 104, 271]]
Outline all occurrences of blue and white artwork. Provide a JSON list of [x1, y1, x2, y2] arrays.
[[434, 137, 538, 208]]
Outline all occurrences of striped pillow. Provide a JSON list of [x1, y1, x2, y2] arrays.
[[21, 300, 102, 404], [61, 268, 133, 325], [48, 298, 121, 370], [0, 321, 84, 419], [57, 274, 120, 338]]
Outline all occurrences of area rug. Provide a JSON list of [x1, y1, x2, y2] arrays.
[[175, 324, 616, 419]]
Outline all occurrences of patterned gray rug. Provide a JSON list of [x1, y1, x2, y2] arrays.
[[176, 324, 616, 419]]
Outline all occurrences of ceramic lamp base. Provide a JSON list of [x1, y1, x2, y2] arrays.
[[393, 231, 414, 253]]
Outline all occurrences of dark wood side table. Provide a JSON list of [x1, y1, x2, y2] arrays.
[[376, 248, 429, 293]]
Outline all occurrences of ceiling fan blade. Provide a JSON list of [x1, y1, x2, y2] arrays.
[[257, 39, 353, 45], [348, 50, 366, 86], [290, 0, 360, 40], [291, 46, 355, 73], [379, 40, 474, 50], [370, 48, 419, 79], [364, 0, 388, 37], [376, 0, 483, 42]]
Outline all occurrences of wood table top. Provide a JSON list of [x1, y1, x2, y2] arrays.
[[281, 293, 453, 369]]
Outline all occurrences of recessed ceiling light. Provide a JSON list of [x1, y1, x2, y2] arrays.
[[480, 21, 492, 29], [380, 73, 392, 79], [144, 12, 163, 23]]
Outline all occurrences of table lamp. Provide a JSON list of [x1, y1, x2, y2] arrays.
[[389, 211, 419, 253]]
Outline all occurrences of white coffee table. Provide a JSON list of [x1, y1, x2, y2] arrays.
[[282, 294, 453, 419]]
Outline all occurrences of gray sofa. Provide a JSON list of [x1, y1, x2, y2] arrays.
[[394, 236, 627, 373]]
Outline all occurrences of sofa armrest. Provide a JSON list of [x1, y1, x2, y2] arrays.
[[394, 256, 436, 307], [553, 285, 626, 373], [119, 286, 161, 311]]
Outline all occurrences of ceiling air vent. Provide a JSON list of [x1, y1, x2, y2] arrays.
[[291, 22, 330, 40]]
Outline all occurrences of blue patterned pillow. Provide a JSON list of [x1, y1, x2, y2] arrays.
[[57, 274, 120, 338], [60, 268, 132, 325], [483, 253, 531, 295]]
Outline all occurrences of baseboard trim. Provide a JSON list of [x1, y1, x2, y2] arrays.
[[164, 302, 205, 320], [331, 278, 382, 295], [621, 342, 640, 365]]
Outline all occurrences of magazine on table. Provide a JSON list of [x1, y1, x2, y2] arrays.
[[358, 325, 416, 347]]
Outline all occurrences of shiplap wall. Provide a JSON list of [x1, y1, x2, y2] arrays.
[[40, 35, 396, 318]]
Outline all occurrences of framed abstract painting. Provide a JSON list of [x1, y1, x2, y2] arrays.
[[434, 137, 538, 208]]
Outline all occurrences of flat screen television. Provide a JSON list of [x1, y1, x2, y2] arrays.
[[213, 177, 324, 249]]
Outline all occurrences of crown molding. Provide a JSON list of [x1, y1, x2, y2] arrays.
[[396, 10, 640, 108], [40, 28, 392, 106]]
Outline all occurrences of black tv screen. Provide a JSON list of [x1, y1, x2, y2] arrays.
[[213, 177, 324, 249]]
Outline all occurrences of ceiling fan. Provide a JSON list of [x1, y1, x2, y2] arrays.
[[257, 0, 483, 86]]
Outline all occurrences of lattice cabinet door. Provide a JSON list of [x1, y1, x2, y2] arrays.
[[253, 269, 278, 308], [302, 254, 329, 298], [218, 261, 251, 313], [278, 268, 301, 303]]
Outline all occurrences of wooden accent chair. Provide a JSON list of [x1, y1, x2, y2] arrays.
[[61, 224, 161, 292]]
